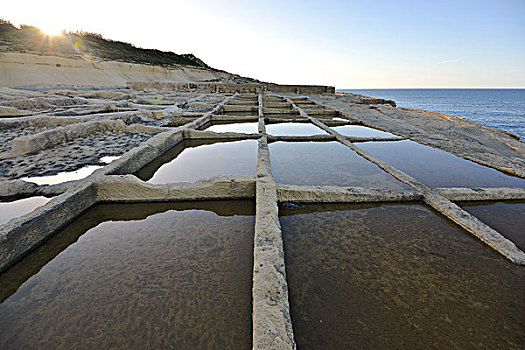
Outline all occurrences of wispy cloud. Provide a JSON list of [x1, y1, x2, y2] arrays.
[[438, 59, 462, 65]]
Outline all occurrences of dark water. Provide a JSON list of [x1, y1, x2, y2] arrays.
[[357, 140, 525, 188], [280, 202, 525, 350], [135, 139, 258, 184], [0, 200, 255, 349], [460, 201, 525, 251], [340, 89, 525, 140], [0, 197, 50, 225], [269, 141, 410, 189], [265, 122, 327, 136]]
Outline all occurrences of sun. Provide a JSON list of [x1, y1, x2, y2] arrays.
[[39, 24, 64, 37]]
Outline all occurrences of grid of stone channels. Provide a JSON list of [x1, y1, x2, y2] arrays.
[[279, 95, 525, 264], [1, 91, 525, 350]]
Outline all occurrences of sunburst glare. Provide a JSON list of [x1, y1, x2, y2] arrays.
[[38, 24, 64, 37]]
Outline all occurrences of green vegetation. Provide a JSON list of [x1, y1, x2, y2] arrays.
[[0, 19, 208, 68]]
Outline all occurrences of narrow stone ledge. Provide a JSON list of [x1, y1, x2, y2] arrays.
[[253, 98, 295, 349], [104, 129, 184, 175], [436, 187, 525, 201], [424, 192, 525, 265], [276, 184, 421, 203], [258, 94, 266, 134], [253, 177, 295, 350], [94, 175, 255, 202]]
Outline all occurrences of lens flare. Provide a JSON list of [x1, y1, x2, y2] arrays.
[[69, 35, 95, 63]]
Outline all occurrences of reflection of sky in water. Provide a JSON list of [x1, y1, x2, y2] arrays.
[[21, 156, 119, 185], [357, 140, 525, 187], [0, 203, 254, 349], [280, 203, 525, 350], [205, 123, 259, 134], [0, 197, 50, 225], [266, 123, 327, 136], [461, 201, 525, 251], [269, 141, 409, 189], [147, 140, 257, 184], [22, 166, 102, 185], [332, 125, 396, 138], [100, 156, 120, 164]]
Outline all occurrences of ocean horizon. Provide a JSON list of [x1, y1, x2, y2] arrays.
[[339, 88, 525, 140]]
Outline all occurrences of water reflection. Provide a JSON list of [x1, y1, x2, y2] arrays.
[[0, 196, 50, 225], [266, 123, 327, 136], [21, 156, 119, 185], [280, 202, 525, 350], [332, 125, 396, 138], [357, 140, 525, 187], [135, 139, 257, 184], [0, 200, 254, 349], [460, 200, 525, 251], [203, 122, 259, 134], [269, 141, 409, 189]]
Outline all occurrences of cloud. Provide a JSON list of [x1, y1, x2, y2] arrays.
[[438, 59, 462, 65]]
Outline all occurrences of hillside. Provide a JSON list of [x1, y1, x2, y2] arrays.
[[0, 19, 208, 68]]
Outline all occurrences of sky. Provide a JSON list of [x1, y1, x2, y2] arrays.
[[2, 0, 525, 88]]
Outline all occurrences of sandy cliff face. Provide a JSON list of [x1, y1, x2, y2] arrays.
[[0, 52, 234, 87]]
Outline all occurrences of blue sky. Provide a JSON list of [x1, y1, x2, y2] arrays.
[[3, 0, 524, 88]]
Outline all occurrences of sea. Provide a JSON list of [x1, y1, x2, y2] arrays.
[[338, 89, 525, 141]]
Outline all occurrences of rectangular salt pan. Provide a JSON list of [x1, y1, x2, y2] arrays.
[[0, 201, 254, 349], [279, 202, 525, 349], [203, 122, 259, 134], [135, 140, 257, 184], [269, 141, 409, 189], [331, 125, 396, 138], [265, 122, 327, 136]]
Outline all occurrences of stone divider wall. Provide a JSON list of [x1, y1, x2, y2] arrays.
[[126, 82, 335, 95]]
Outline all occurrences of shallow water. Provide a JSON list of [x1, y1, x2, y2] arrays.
[[20, 156, 118, 185], [135, 139, 258, 184], [203, 122, 259, 134], [460, 201, 525, 251], [331, 125, 396, 138], [21, 165, 102, 185], [265, 122, 327, 136], [0, 200, 254, 349], [0, 196, 50, 225], [269, 141, 409, 189], [357, 140, 525, 187], [280, 202, 525, 350]]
